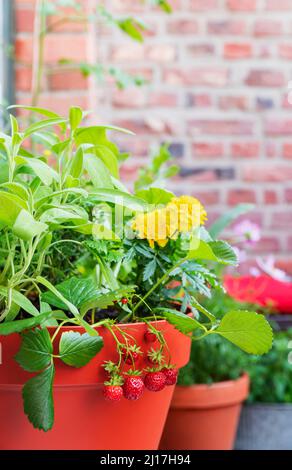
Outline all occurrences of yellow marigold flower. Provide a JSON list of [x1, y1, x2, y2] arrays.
[[132, 195, 207, 248], [168, 196, 207, 235]]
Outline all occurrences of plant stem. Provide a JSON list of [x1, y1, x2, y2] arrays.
[[31, 0, 46, 107], [132, 258, 186, 314]]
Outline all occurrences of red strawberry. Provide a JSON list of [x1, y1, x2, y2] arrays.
[[144, 371, 166, 392], [103, 385, 123, 402], [144, 329, 157, 343], [162, 367, 178, 386], [123, 374, 144, 400], [121, 298, 128, 304]]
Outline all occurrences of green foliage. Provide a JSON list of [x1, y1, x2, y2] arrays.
[[59, 331, 104, 367], [15, 328, 53, 372], [134, 144, 179, 192]]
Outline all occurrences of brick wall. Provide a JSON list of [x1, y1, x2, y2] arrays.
[[15, 0, 292, 272]]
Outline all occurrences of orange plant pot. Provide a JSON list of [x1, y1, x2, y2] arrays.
[[160, 373, 249, 450], [0, 320, 191, 450]]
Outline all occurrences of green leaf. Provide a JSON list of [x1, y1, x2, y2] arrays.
[[16, 156, 59, 186], [22, 364, 55, 431], [118, 18, 144, 42], [215, 310, 273, 355], [42, 277, 100, 310], [190, 297, 216, 323], [24, 118, 67, 139], [59, 331, 103, 367], [155, 307, 205, 334], [89, 189, 150, 212], [84, 153, 113, 189], [80, 286, 136, 316], [187, 239, 238, 266], [68, 147, 83, 178], [8, 105, 62, 119], [136, 187, 174, 206], [143, 259, 157, 282], [0, 311, 52, 336], [89, 145, 119, 178], [209, 204, 255, 238], [0, 182, 30, 201], [37, 276, 79, 317], [15, 328, 53, 372], [0, 286, 40, 316], [13, 209, 48, 241], [69, 106, 83, 131]]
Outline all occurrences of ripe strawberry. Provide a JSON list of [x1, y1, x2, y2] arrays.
[[162, 367, 178, 386], [121, 298, 128, 305], [144, 370, 166, 392], [144, 329, 157, 343], [103, 385, 123, 402], [123, 373, 144, 400]]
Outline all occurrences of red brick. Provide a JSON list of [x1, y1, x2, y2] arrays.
[[188, 120, 254, 136], [111, 44, 144, 62], [167, 20, 199, 34], [254, 20, 282, 36], [187, 44, 215, 57], [265, 142, 278, 158], [15, 8, 34, 33], [147, 45, 176, 62], [44, 35, 87, 63], [224, 43, 252, 59], [271, 212, 292, 229], [46, 7, 87, 33], [192, 142, 224, 158], [208, 20, 247, 35], [190, 0, 219, 10], [24, 94, 89, 116], [219, 96, 249, 111], [279, 44, 292, 60], [266, 0, 292, 10], [282, 143, 292, 158], [149, 92, 177, 107], [227, 189, 256, 205], [264, 190, 278, 204], [164, 67, 229, 87], [253, 237, 281, 253], [227, 0, 257, 10], [285, 188, 292, 202], [115, 138, 149, 157], [265, 120, 292, 136], [192, 191, 220, 206], [231, 142, 260, 158], [112, 89, 146, 108], [187, 93, 212, 107], [49, 70, 88, 91], [246, 70, 285, 87], [243, 165, 292, 182], [114, 119, 176, 135], [15, 37, 33, 62], [15, 67, 32, 91]]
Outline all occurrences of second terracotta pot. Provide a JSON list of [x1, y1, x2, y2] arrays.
[[160, 373, 249, 450]]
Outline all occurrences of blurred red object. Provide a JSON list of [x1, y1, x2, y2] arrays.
[[224, 275, 292, 314]]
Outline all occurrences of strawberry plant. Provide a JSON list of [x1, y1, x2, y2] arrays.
[[0, 105, 273, 432]]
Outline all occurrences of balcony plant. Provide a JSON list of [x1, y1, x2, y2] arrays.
[[0, 105, 272, 450]]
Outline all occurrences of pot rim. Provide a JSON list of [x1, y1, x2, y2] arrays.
[[171, 373, 249, 410]]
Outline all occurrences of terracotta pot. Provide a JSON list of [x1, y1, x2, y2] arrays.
[[0, 320, 191, 450], [224, 275, 292, 314], [160, 373, 249, 450]]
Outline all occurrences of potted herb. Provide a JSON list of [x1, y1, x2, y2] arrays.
[[236, 328, 292, 450], [0, 106, 272, 450]]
